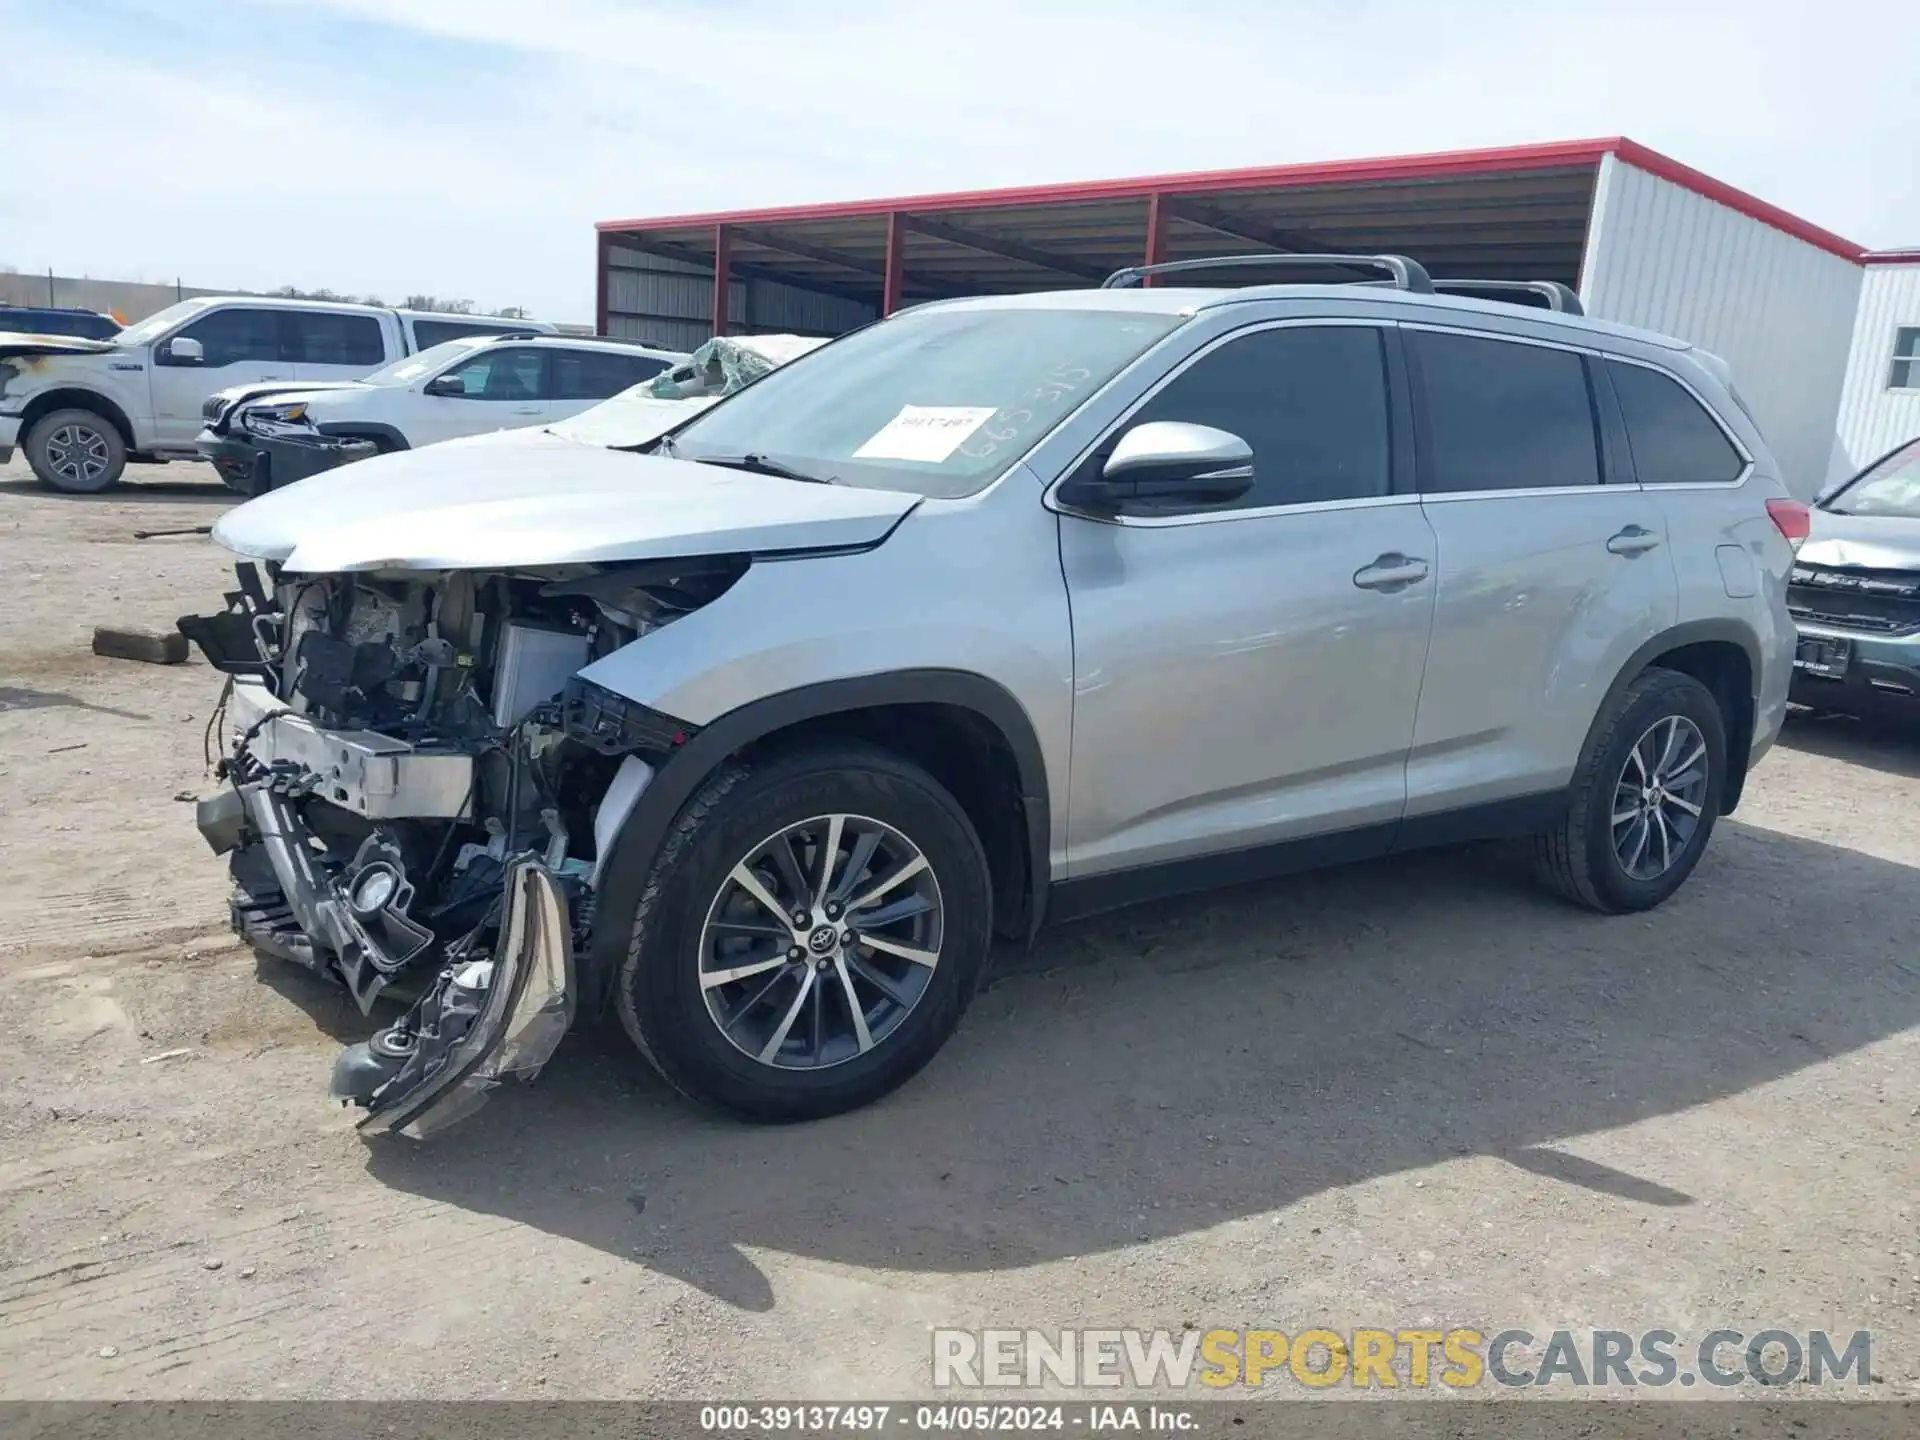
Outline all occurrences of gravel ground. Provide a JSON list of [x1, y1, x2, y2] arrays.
[[0, 456, 1915, 1402]]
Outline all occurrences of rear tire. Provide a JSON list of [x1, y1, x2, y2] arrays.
[[614, 743, 991, 1121], [1531, 667, 1726, 913], [25, 408, 126, 493]]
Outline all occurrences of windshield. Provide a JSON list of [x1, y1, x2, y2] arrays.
[[1825, 439, 1920, 519], [362, 336, 495, 387], [663, 306, 1187, 498], [113, 299, 214, 346]]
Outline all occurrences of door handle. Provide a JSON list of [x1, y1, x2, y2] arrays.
[[511, 405, 542, 415], [1352, 553, 1431, 592], [1607, 524, 1662, 557]]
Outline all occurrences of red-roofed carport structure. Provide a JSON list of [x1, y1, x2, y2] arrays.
[[594, 137, 1873, 497]]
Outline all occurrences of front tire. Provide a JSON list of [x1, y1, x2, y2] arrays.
[[614, 743, 992, 1121], [25, 408, 127, 493], [1532, 667, 1726, 913]]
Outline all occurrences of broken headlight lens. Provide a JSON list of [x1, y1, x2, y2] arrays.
[[245, 402, 310, 428]]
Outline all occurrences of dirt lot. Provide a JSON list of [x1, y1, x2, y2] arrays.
[[0, 456, 1916, 1402]]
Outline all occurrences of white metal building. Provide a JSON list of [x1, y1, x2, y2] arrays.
[[597, 138, 1898, 498], [1831, 252, 1920, 483]]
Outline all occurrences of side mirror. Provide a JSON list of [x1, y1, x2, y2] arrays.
[[424, 373, 467, 397], [165, 335, 204, 363], [1058, 421, 1254, 512]]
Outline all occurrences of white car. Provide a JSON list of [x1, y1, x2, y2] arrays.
[[196, 333, 687, 492]]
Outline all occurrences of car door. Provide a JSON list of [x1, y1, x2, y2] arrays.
[[1403, 325, 1677, 821], [410, 345, 551, 446], [285, 310, 388, 384], [548, 348, 674, 420], [1057, 320, 1438, 879], [149, 304, 291, 447]]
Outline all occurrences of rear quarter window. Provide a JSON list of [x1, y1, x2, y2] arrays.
[[1607, 360, 1747, 485]]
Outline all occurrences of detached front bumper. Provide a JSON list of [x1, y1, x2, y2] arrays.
[[1790, 620, 1920, 718], [196, 426, 377, 494]]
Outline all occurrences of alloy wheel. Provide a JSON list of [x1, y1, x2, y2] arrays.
[[1611, 714, 1709, 881], [698, 813, 944, 1070], [45, 423, 112, 486]]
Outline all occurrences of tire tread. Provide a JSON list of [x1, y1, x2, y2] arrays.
[[1530, 666, 1720, 914]]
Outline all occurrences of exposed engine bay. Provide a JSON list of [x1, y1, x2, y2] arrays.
[[180, 555, 744, 1135]]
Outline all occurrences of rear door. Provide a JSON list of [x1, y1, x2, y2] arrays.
[[286, 310, 389, 384], [1404, 325, 1677, 820], [548, 347, 675, 420], [408, 344, 551, 446], [1058, 320, 1438, 878], [149, 305, 291, 446]]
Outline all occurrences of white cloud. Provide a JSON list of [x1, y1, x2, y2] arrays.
[[2, 0, 1915, 320]]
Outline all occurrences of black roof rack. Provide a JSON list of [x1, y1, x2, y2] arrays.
[[1429, 279, 1584, 315], [1101, 252, 1434, 293]]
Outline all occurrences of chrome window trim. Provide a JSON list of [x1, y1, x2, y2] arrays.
[[1601, 351, 1755, 490], [1422, 484, 1633, 505], [1043, 316, 1398, 528], [1399, 318, 1605, 359], [1098, 491, 1422, 529]]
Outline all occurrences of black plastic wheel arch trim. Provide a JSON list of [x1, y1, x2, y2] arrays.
[[1588, 619, 1764, 814], [584, 669, 1052, 1014]]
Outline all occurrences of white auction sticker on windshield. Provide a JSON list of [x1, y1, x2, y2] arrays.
[[852, 405, 999, 463]]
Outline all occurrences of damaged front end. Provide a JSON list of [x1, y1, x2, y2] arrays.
[[182, 553, 742, 1135]]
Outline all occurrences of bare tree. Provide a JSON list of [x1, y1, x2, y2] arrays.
[[270, 284, 390, 306], [403, 295, 476, 314]]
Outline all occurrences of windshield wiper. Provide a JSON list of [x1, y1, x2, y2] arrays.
[[685, 452, 835, 485]]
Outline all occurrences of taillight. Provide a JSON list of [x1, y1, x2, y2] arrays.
[[1766, 498, 1810, 552]]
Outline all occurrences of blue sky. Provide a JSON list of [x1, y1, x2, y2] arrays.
[[3, 0, 1916, 322]]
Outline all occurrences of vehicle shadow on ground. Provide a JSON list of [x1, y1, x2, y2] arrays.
[[0, 685, 149, 721], [362, 820, 1919, 1312], [251, 954, 405, 1044], [0, 477, 230, 504], [1779, 708, 1920, 780]]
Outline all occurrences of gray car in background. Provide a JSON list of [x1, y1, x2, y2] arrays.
[[1789, 436, 1920, 720], [179, 253, 1801, 1139]]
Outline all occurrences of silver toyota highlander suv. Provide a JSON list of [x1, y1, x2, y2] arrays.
[[181, 254, 1804, 1138]]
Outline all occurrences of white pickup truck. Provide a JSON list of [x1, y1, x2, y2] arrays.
[[0, 296, 555, 492]]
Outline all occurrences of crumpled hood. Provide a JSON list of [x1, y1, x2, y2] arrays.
[[215, 379, 369, 411], [211, 428, 920, 573], [0, 332, 120, 361], [1800, 510, 1920, 572]]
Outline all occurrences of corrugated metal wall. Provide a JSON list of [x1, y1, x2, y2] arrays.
[[604, 244, 877, 352], [1831, 262, 1920, 479], [1579, 155, 1864, 498]]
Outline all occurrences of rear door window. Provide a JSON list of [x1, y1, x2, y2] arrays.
[[281, 311, 386, 367], [414, 318, 524, 349], [1607, 360, 1747, 485], [1120, 324, 1393, 508], [551, 349, 673, 400], [1412, 331, 1602, 493]]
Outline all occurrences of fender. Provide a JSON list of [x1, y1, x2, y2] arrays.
[[16, 387, 139, 450], [1588, 618, 1764, 812], [585, 669, 1053, 1010], [315, 421, 409, 451]]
